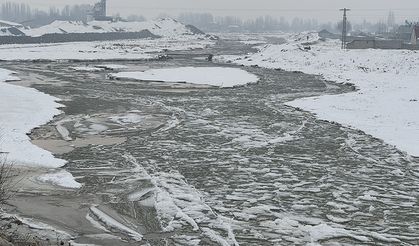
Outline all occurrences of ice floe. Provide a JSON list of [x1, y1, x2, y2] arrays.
[[37, 170, 82, 189]]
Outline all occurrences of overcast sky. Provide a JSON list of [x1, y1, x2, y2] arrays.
[[2, 0, 419, 23]]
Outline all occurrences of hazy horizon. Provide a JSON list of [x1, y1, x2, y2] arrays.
[[1, 0, 419, 23]]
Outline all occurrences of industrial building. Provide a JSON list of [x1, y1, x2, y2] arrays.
[[320, 24, 419, 50], [91, 0, 113, 21]]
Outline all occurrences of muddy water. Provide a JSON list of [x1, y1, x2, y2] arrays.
[[2, 41, 419, 245]]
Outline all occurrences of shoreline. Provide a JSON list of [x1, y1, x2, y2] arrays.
[[217, 34, 419, 158]]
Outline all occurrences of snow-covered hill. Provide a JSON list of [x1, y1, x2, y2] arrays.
[[20, 18, 206, 38]]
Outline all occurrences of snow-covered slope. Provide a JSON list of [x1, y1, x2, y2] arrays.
[[0, 19, 24, 27], [23, 18, 204, 38], [218, 32, 419, 157]]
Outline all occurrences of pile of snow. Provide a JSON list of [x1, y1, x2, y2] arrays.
[[110, 67, 259, 88], [0, 68, 66, 167], [37, 170, 82, 189], [218, 32, 419, 156], [23, 18, 204, 38]]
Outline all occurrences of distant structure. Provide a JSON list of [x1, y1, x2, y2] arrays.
[[340, 8, 350, 49], [397, 24, 414, 41], [347, 39, 404, 50], [91, 0, 112, 21], [318, 29, 341, 40], [411, 25, 419, 45]]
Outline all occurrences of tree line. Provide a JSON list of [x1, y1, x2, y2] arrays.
[[0, 1, 92, 26], [177, 12, 408, 34], [0, 1, 411, 34]]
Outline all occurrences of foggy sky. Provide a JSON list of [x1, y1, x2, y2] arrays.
[[2, 0, 419, 22]]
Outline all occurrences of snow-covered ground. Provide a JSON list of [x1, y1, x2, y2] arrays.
[[110, 67, 259, 88], [0, 69, 66, 167], [0, 68, 81, 188], [0, 38, 213, 61], [217, 33, 419, 157]]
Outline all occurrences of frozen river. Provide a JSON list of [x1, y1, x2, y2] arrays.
[[2, 40, 419, 245]]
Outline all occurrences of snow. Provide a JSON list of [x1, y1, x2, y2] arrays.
[[71, 66, 104, 72], [37, 170, 82, 189], [110, 67, 259, 88], [0, 68, 66, 168], [23, 18, 202, 38], [218, 32, 419, 157]]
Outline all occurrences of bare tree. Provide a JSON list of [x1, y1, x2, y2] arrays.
[[0, 155, 14, 207], [0, 132, 17, 208]]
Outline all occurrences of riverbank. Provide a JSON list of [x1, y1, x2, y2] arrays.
[[217, 32, 419, 157]]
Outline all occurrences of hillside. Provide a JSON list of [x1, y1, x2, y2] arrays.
[[17, 18, 206, 38]]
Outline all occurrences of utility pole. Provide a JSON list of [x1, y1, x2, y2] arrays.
[[101, 0, 107, 17], [340, 8, 350, 49]]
